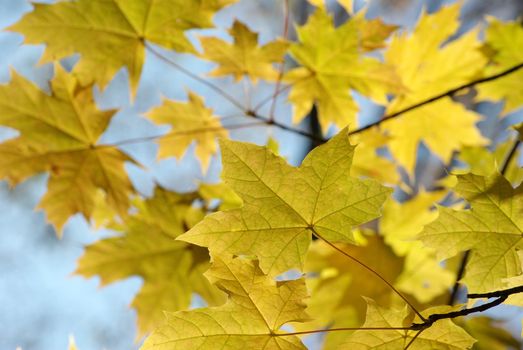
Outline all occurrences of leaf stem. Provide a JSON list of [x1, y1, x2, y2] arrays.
[[312, 229, 426, 321], [274, 326, 412, 337]]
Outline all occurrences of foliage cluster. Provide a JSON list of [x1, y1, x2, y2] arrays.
[[3, 0, 523, 349]]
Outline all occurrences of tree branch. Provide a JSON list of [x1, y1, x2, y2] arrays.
[[468, 284, 523, 299], [349, 61, 523, 136]]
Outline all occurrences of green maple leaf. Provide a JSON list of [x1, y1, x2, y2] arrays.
[[419, 173, 523, 293], [285, 9, 403, 132], [141, 255, 309, 350], [179, 128, 391, 276]]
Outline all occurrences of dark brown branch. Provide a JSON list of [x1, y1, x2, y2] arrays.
[[501, 139, 521, 174], [448, 251, 470, 305], [349, 62, 523, 136], [245, 110, 325, 143], [468, 284, 523, 299], [412, 295, 508, 331]]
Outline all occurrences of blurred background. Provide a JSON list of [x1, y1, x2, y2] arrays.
[[0, 0, 522, 349]]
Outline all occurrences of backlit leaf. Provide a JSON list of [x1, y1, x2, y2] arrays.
[[76, 187, 225, 335], [340, 299, 476, 349], [179, 128, 391, 276], [147, 91, 228, 171], [141, 255, 309, 350], [384, 3, 488, 173], [285, 9, 402, 131], [420, 173, 523, 293], [0, 65, 135, 234], [199, 20, 289, 82], [476, 19, 523, 114], [9, 0, 236, 94]]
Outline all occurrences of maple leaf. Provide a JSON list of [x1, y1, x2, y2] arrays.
[[141, 254, 309, 350], [476, 19, 523, 114], [383, 3, 488, 173], [351, 129, 400, 184], [199, 20, 289, 82], [147, 91, 228, 171], [300, 234, 404, 348], [0, 65, 135, 234], [285, 9, 403, 132], [76, 187, 226, 335], [419, 173, 523, 293], [340, 299, 476, 349], [178, 128, 391, 276], [381, 192, 454, 303], [9, 0, 236, 94], [458, 316, 521, 350]]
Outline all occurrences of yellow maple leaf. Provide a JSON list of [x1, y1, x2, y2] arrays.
[[420, 173, 523, 293], [199, 20, 289, 82], [340, 299, 476, 349], [0, 66, 134, 234], [147, 91, 228, 171], [351, 128, 400, 184], [285, 9, 403, 132], [76, 187, 226, 335], [142, 255, 309, 350], [179, 128, 391, 276], [301, 234, 404, 348], [9, 0, 236, 94], [384, 3, 488, 173], [476, 19, 523, 114], [381, 192, 454, 303]]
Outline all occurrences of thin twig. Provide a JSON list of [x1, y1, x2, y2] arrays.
[[349, 61, 523, 136], [146, 43, 247, 111], [468, 284, 523, 299], [268, 0, 290, 122], [105, 122, 266, 147]]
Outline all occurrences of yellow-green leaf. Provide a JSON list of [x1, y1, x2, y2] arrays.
[[476, 19, 523, 114], [0, 66, 135, 234], [285, 10, 402, 132], [381, 191, 454, 303], [9, 0, 236, 93], [419, 173, 523, 293], [384, 3, 488, 173], [141, 255, 309, 350], [179, 128, 391, 276], [340, 299, 476, 349], [199, 20, 289, 82], [147, 91, 228, 171], [76, 187, 225, 335]]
